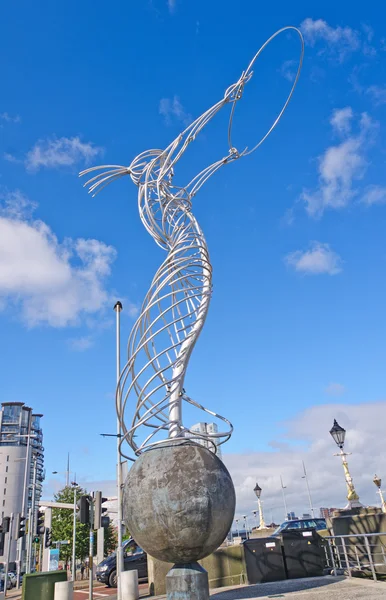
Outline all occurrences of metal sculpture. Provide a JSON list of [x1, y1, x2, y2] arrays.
[[81, 27, 304, 461]]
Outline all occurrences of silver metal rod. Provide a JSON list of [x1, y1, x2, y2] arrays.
[[364, 536, 377, 581], [341, 537, 351, 577], [72, 486, 77, 581], [327, 540, 337, 576], [114, 301, 123, 600]]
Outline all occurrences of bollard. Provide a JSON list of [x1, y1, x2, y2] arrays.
[[121, 569, 139, 600], [54, 580, 74, 600]]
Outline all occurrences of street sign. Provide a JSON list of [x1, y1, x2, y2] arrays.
[[48, 548, 59, 571]]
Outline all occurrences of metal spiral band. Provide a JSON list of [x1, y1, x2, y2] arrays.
[[80, 27, 304, 460]]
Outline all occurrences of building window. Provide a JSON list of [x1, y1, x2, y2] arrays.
[[5, 466, 8, 473], [3, 489, 6, 496], [4, 477, 7, 484], [6, 456, 9, 462], [2, 500, 5, 507]]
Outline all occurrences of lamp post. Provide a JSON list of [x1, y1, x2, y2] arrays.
[[373, 475, 386, 514], [242, 515, 250, 539], [235, 519, 239, 537], [114, 301, 124, 600], [71, 481, 78, 581], [280, 476, 288, 519], [253, 483, 267, 529], [330, 419, 362, 509]]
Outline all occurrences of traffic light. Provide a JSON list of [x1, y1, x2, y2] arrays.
[[36, 510, 45, 535], [76, 495, 90, 524], [15, 514, 26, 538], [94, 491, 109, 529], [44, 528, 52, 548], [2, 517, 10, 534]]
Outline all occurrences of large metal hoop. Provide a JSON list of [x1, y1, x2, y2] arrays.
[[227, 26, 304, 157]]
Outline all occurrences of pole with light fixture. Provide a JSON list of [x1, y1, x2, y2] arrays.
[[114, 300, 123, 600], [373, 475, 386, 514], [253, 483, 267, 529], [330, 419, 362, 509]]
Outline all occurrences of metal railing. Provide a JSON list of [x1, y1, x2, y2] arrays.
[[324, 532, 386, 582]]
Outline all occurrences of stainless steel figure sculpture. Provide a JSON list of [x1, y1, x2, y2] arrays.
[[81, 27, 304, 462]]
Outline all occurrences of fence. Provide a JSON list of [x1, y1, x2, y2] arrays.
[[324, 532, 386, 582]]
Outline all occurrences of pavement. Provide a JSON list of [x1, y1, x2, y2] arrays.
[[208, 576, 386, 599], [2, 576, 385, 599]]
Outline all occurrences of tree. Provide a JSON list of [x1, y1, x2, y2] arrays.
[[104, 523, 118, 556], [51, 486, 90, 566]]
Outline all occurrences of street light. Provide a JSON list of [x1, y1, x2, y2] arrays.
[[253, 483, 267, 529], [330, 419, 362, 509], [373, 475, 386, 514], [242, 515, 250, 539]]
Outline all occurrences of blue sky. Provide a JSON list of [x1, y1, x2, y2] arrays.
[[1, 1, 386, 515]]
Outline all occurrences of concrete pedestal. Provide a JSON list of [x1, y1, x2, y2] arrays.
[[121, 569, 139, 600], [166, 563, 209, 600], [54, 581, 73, 600]]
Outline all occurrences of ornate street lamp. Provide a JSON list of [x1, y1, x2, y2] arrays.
[[373, 475, 386, 514], [330, 419, 361, 509], [254, 483, 267, 529]]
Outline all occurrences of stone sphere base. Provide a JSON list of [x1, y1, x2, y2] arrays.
[[123, 440, 236, 563]]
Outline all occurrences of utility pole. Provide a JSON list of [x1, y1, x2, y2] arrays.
[[302, 461, 315, 517], [71, 482, 77, 581], [114, 301, 123, 600], [88, 497, 94, 600], [26, 455, 37, 573]]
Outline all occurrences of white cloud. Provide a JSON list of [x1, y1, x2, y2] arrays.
[[330, 107, 353, 135], [279, 60, 297, 82], [23, 136, 102, 172], [325, 383, 346, 396], [285, 242, 342, 276], [224, 401, 386, 522], [300, 18, 360, 62], [301, 110, 377, 218], [361, 185, 386, 205], [366, 85, 386, 106], [0, 190, 116, 327], [159, 96, 191, 127], [0, 189, 37, 219], [68, 336, 94, 351], [167, 0, 176, 14], [0, 112, 21, 124]]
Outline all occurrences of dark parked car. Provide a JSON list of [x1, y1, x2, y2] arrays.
[[271, 518, 327, 537], [96, 539, 147, 588]]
